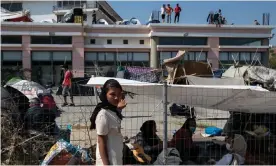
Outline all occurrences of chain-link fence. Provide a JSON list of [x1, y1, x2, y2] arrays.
[[1, 77, 276, 165]]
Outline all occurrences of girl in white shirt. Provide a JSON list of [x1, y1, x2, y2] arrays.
[[90, 79, 127, 165]]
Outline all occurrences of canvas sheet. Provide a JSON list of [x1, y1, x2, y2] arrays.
[[186, 76, 245, 86], [87, 77, 276, 114]]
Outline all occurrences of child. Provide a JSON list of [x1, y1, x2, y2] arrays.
[[90, 79, 127, 165]]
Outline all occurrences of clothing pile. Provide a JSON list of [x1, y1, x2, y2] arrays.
[[116, 66, 162, 83]]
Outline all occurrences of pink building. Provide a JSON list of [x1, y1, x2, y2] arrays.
[[1, 22, 274, 85]]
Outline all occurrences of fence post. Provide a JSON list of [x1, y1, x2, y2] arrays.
[[163, 81, 168, 164], [91, 75, 98, 104]]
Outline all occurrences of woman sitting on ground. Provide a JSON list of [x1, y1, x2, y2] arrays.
[[134, 120, 162, 163], [167, 118, 199, 164], [208, 133, 247, 165]]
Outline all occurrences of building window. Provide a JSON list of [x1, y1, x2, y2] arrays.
[[107, 39, 112, 44], [1, 51, 22, 84], [31, 36, 72, 44], [219, 52, 263, 69], [1, 36, 22, 44], [219, 38, 263, 46], [1, 3, 22, 12], [132, 52, 149, 66], [90, 39, 96, 44], [123, 40, 128, 45], [159, 37, 208, 45], [139, 40, 144, 45], [31, 51, 72, 85], [1, 51, 22, 61]]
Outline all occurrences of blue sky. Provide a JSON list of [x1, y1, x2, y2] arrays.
[[108, 1, 276, 45]]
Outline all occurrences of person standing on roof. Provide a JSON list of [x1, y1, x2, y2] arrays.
[[207, 10, 214, 24], [166, 4, 173, 23], [174, 4, 182, 23], [92, 10, 97, 24], [61, 64, 75, 107], [214, 9, 222, 27], [160, 4, 166, 23]]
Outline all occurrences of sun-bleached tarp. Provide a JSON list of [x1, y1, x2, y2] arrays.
[[86, 77, 276, 114]]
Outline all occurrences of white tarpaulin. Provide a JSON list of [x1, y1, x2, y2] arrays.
[[186, 76, 245, 86], [87, 77, 276, 114]]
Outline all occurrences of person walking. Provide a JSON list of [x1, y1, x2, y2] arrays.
[[160, 4, 166, 23], [174, 3, 182, 23], [166, 4, 173, 23], [61, 64, 75, 107]]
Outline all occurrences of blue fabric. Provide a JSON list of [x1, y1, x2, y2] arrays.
[[205, 126, 222, 136]]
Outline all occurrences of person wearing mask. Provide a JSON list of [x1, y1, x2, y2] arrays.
[[174, 4, 182, 23], [92, 10, 97, 24], [167, 118, 199, 164], [61, 64, 75, 107], [134, 120, 162, 163], [90, 79, 127, 165], [166, 4, 173, 23], [208, 133, 247, 165], [160, 4, 166, 23]]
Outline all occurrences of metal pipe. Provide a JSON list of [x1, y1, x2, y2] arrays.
[[162, 81, 168, 164]]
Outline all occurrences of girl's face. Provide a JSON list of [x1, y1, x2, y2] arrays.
[[106, 87, 123, 107]]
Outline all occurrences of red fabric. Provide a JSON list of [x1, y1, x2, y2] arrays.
[[168, 128, 193, 149], [40, 95, 56, 110], [6, 15, 32, 22], [62, 70, 72, 87], [166, 7, 173, 15], [174, 6, 181, 13]]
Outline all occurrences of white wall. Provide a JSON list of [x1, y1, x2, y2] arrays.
[[85, 37, 150, 46]]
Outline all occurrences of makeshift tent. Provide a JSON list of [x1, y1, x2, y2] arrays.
[[163, 50, 213, 84], [86, 77, 276, 114], [5, 79, 46, 99], [223, 65, 276, 90], [1, 8, 32, 22], [186, 75, 245, 86]]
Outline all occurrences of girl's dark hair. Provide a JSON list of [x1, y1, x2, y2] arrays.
[[90, 79, 123, 130], [140, 120, 156, 132]]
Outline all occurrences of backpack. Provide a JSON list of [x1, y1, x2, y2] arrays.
[[38, 93, 57, 111], [153, 148, 182, 165]]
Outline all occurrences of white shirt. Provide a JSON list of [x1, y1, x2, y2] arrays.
[[161, 7, 165, 15], [95, 109, 123, 165]]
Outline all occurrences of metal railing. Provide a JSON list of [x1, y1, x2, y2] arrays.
[[52, 3, 98, 12]]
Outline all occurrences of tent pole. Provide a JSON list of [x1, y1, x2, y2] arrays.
[[163, 81, 168, 164]]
